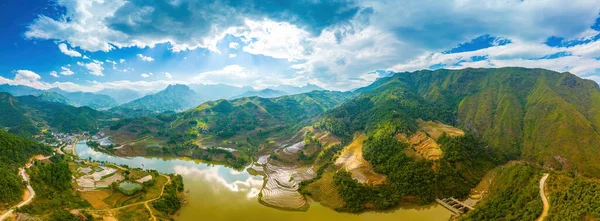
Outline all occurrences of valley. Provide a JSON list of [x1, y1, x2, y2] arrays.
[[1, 67, 600, 220]]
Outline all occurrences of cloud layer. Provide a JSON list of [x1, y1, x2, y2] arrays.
[[9, 0, 600, 91]]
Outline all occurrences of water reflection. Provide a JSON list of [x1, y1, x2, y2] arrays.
[[76, 141, 453, 221], [173, 165, 263, 199]]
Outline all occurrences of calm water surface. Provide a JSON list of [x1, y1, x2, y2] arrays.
[[76, 141, 452, 221]]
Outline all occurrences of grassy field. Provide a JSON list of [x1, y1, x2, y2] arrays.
[[80, 190, 111, 209]]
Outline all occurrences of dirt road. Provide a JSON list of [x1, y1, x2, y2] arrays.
[[536, 173, 550, 221]]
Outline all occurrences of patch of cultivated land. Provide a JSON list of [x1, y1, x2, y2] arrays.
[[396, 119, 465, 161], [304, 170, 344, 209], [259, 156, 315, 211], [81, 190, 112, 209], [335, 133, 386, 184]]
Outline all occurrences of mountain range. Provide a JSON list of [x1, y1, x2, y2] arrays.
[[1, 67, 600, 219], [0, 92, 109, 134], [0, 84, 118, 109]]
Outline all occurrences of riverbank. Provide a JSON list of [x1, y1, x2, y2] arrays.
[[75, 139, 454, 221]]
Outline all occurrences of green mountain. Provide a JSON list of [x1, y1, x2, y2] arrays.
[[318, 67, 600, 177], [105, 90, 352, 168], [0, 84, 118, 109], [171, 90, 352, 138], [0, 92, 109, 133], [0, 84, 43, 96], [47, 88, 118, 110], [34, 92, 77, 106], [232, 88, 288, 99], [113, 84, 203, 114]]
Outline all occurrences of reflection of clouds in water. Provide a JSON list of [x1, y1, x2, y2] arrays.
[[230, 169, 244, 175], [80, 148, 104, 158], [174, 165, 263, 199]]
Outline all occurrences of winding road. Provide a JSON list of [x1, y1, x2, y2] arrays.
[[0, 157, 48, 221], [537, 173, 550, 221]]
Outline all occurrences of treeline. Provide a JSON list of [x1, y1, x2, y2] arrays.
[[460, 164, 542, 221], [332, 124, 496, 212], [153, 174, 185, 215]]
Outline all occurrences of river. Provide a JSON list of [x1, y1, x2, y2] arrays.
[[76, 141, 452, 221]]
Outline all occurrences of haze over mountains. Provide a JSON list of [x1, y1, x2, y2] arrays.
[[2, 67, 600, 220], [0, 83, 325, 114]]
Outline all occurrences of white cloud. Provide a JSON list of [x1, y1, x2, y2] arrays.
[[58, 43, 82, 57], [141, 72, 153, 78], [20, 0, 600, 90], [119, 59, 125, 63], [50, 71, 59, 78], [82, 55, 89, 60], [5, 70, 49, 89], [228, 54, 237, 58], [191, 65, 300, 89], [390, 37, 600, 79], [83, 60, 104, 76], [164, 72, 172, 79], [137, 54, 154, 62], [60, 66, 75, 76]]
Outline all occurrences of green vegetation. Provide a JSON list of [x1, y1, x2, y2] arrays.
[[19, 156, 91, 216], [323, 122, 496, 212], [317, 68, 600, 177], [152, 174, 185, 215], [546, 176, 600, 220], [0, 131, 51, 205], [0, 92, 109, 133], [113, 84, 203, 114], [460, 164, 543, 221]]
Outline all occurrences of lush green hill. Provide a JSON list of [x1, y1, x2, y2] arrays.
[[0, 92, 109, 133], [35, 92, 77, 106], [0, 131, 52, 205], [48, 88, 118, 110], [318, 67, 600, 177], [460, 163, 543, 221], [171, 90, 352, 139], [0, 84, 118, 109], [104, 91, 352, 168], [113, 84, 204, 114]]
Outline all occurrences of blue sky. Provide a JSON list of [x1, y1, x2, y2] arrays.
[[1, 0, 600, 92]]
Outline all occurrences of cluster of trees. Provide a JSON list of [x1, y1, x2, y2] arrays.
[[152, 174, 184, 215], [460, 164, 542, 221], [19, 156, 90, 215], [546, 177, 600, 220], [329, 124, 497, 212], [0, 131, 51, 205]]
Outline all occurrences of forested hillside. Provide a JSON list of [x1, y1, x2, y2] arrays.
[[113, 84, 203, 114], [0, 92, 109, 133], [319, 67, 600, 177], [0, 131, 51, 206]]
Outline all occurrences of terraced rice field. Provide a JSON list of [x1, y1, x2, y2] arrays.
[[335, 134, 386, 184], [258, 154, 316, 211]]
